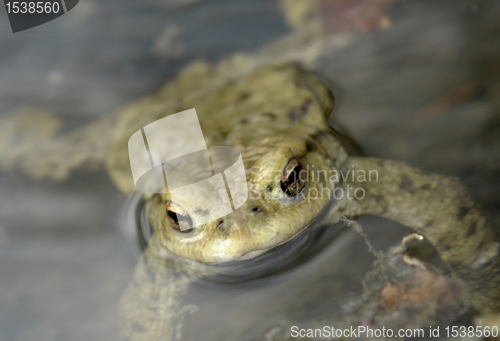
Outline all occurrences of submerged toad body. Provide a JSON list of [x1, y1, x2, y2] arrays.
[[108, 63, 500, 340], [2, 62, 499, 339]]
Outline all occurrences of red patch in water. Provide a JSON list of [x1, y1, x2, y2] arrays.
[[319, 0, 397, 33]]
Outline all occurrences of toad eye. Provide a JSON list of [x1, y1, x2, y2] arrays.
[[280, 158, 305, 197], [166, 202, 193, 233]]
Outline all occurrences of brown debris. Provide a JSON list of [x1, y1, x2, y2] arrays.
[[319, 0, 397, 33], [408, 84, 477, 132], [379, 259, 461, 311], [340, 219, 465, 335], [347, 253, 464, 333]]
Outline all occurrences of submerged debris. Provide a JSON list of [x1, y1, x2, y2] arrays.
[[341, 218, 464, 338], [280, 0, 397, 33], [265, 219, 468, 340]]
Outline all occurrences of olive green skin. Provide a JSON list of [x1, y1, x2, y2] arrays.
[[108, 63, 346, 264], [108, 63, 500, 341]]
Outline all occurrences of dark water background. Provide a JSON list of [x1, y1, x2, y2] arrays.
[[0, 0, 499, 340]]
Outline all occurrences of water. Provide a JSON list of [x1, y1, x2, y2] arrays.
[[1, 0, 499, 340]]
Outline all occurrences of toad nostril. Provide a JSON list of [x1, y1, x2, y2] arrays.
[[216, 220, 224, 227], [251, 207, 261, 213]]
